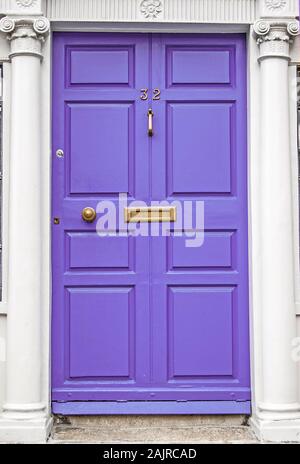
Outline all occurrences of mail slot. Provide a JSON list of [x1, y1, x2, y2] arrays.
[[124, 206, 177, 223]]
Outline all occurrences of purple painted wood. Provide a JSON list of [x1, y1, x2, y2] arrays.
[[52, 33, 250, 411], [53, 401, 251, 416]]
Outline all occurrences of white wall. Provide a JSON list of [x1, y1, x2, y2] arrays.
[[0, 315, 5, 412]]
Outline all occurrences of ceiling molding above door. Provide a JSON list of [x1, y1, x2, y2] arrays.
[[44, 0, 257, 24], [0, 1, 298, 24]]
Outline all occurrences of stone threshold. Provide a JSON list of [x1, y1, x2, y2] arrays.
[[50, 415, 258, 444]]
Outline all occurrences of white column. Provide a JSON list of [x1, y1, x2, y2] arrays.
[[0, 16, 51, 443], [251, 18, 300, 442]]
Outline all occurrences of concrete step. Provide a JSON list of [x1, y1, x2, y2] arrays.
[[50, 415, 258, 444]]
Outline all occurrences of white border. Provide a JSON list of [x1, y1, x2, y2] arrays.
[[0, 0, 299, 443]]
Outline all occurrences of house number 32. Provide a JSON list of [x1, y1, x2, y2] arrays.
[[140, 89, 161, 101]]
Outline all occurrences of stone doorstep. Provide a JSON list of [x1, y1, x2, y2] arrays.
[[54, 414, 249, 428], [50, 415, 258, 444], [50, 427, 257, 444]]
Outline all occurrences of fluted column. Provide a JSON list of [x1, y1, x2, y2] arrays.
[[0, 16, 51, 442], [251, 18, 300, 440]]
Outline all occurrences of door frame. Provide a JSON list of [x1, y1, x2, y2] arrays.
[[0, 0, 299, 443]]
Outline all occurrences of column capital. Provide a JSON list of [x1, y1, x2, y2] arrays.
[[0, 16, 50, 59], [253, 19, 299, 60]]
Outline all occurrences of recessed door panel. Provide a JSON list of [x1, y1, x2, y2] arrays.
[[68, 47, 134, 86], [169, 231, 234, 270], [168, 287, 234, 378], [167, 47, 232, 86], [67, 233, 132, 271], [69, 103, 134, 195], [168, 103, 232, 194], [68, 287, 135, 379]]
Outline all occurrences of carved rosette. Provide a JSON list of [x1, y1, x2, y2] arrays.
[[16, 0, 37, 7], [265, 0, 287, 12], [0, 16, 50, 59], [140, 0, 163, 20], [253, 19, 299, 60]]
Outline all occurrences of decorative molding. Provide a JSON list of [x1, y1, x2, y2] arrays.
[[253, 19, 299, 59], [16, 0, 37, 7], [0, 0, 44, 15], [0, 16, 16, 32], [0, 16, 50, 59], [0, 0, 298, 24], [258, 0, 298, 17], [265, 0, 287, 11], [140, 0, 162, 20], [44, 0, 257, 24], [33, 15, 49, 33]]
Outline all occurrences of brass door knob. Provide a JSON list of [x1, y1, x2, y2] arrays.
[[82, 207, 96, 223]]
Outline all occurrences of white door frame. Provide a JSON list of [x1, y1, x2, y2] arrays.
[[0, 0, 299, 443]]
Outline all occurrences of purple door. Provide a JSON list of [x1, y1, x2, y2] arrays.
[[52, 33, 250, 414]]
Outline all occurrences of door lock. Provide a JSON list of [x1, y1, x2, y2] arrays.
[[56, 149, 64, 158]]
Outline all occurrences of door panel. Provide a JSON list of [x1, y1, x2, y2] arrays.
[[68, 287, 135, 379], [169, 287, 234, 378], [169, 232, 234, 270], [68, 47, 134, 86], [52, 33, 152, 398], [67, 233, 132, 271], [168, 102, 232, 194], [151, 34, 249, 398], [167, 48, 232, 86], [52, 33, 250, 407], [69, 103, 134, 194]]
